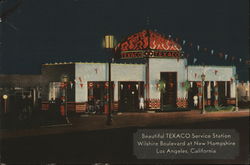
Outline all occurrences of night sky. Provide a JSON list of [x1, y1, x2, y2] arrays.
[[0, 0, 249, 80]]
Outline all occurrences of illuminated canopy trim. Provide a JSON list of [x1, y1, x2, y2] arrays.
[[115, 30, 182, 59]]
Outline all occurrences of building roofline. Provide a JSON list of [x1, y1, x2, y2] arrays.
[[43, 62, 145, 66], [188, 65, 236, 68], [0, 74, 41, 76]]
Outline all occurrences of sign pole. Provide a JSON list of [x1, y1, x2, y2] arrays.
[[3, 95, 8, 114]]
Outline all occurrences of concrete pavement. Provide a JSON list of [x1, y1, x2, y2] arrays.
[[0, 109, 249, 139]]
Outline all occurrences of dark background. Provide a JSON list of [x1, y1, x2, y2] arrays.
[[0, 0, 249, 80]]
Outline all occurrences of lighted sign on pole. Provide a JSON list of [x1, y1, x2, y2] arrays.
[[3, 94, 8, 113], [105, 35, 114, 49], [104, 35, 115, 125], [61, 74, 70, 124]]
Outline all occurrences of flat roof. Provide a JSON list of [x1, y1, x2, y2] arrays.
[[188, 65, 235, 68], [42, 62, 235, 68], [43, 62, 145, 66]]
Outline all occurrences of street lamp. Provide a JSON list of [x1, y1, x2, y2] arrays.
[[62, 75, 70, 124], [104, 35, 115, 125], [2, 94, 8, 113], [201, 73, 206, 114], [235, 74, 239, 112]]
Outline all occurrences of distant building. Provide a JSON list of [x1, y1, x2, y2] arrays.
[[0, 74, 43, 113]]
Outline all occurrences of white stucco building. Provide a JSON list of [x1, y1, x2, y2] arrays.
[[42, 30, 237, 112]]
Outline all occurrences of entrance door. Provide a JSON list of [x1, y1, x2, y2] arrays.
[[87, 81, 114, 112], [218, 81, 226, 105], [160, 72, 177, 109], [188, 82, 199, 108], [119, 82, 144, 112]]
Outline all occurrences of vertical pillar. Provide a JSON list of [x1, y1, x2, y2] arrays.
[[214, 82, 218, 106], [247, 81, 250, 97], [235, 80, 239, 111], [231, 81, 236, 98], [198, 84, 202, 109], [53, 82, 56, 100], [146, 58, 150, 109], [33, 88, 36, 105], [207, 81, 211, 99], [114, 81, 118, 102], [206, 81, 211, 105], [225, 81, 227, 97]]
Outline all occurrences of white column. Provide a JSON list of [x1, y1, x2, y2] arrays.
[[231, 81, 236, 98], [184, 90, 187, 99], [177, 82, 181, 98], [207, 81, 211, 99], [225, 81, 227, 96], [114, 81, 118, 102], [33, 88, 36, 105], [53, 82, 56, 99], [247, 81, 250, 97]]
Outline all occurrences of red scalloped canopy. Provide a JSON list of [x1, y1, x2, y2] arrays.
[[116, 30, 182, 52]]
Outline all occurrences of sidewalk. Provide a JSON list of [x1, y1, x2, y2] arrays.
[[0, 109, 249, 139]]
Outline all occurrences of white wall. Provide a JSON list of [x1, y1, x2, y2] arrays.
[[237, 81, 250, 101], [75, 63, 107, 102], [112, 64, 145, 101], [75, 62, 237, 102], [149, 58, 187, 99], [187, 66, 236, 81], [111, 64, 145, 82], [75, 63, 145, 102], [188, 65, 236, 98]]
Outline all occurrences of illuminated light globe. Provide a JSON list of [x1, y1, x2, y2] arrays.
[[3, 95, 8, 100]]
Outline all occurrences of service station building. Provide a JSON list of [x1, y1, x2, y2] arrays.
[[0, 30, 237, 113]]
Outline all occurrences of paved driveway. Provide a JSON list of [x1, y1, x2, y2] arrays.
[[1, 109, 249, 139]]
